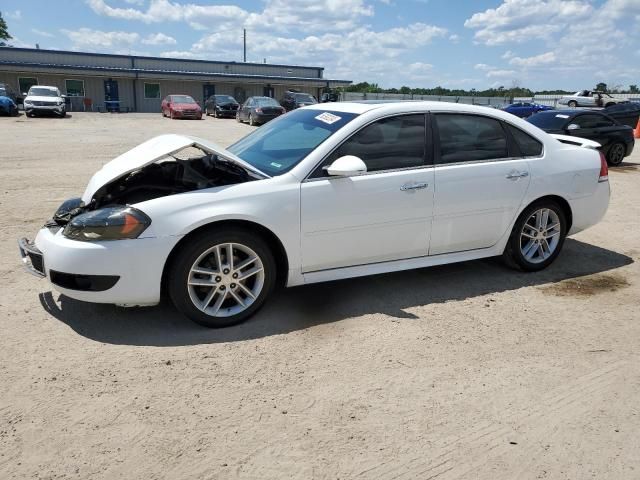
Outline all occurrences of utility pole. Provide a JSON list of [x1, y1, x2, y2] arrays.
[[243, 29, 246, 62]]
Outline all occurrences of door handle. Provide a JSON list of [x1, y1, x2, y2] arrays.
[[400, 182, 428, 191], [505, 171, 529, 180]]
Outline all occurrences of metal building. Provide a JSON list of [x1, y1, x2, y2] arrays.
[[0, 47, 351, 113]]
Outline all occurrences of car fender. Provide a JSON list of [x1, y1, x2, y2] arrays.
[[133, 174, 302, 280]]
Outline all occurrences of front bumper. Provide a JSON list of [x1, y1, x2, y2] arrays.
[[172, 110, 202, 119], [215, 108, 238, 117], [20, 227, 179, 306], [25, 104, 65, 114]]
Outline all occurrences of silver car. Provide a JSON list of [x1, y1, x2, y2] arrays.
[[558, 90, 627, 108]]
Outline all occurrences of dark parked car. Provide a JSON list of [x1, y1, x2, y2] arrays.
[[204, 94, 239, 118], [281, 90, 317, 111], [527, 109, 634, 165], [236, 96, 285, 126], [503, 101, 553, 118]]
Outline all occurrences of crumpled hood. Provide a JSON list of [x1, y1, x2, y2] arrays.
[[81, 134, 269, 204]]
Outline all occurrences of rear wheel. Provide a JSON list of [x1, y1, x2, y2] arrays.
[[168, 229, 276, 328], [607, 142, 625, 166], [503, 201, 567, 272], [236, 112, 242, 123]]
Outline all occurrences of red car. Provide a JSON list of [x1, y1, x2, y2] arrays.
[[161, 95, 203, 120]]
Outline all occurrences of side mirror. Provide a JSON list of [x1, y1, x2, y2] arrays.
[[22, 92, 27, 97], [566, 123, 580, 131], [326, 155, 367, 177]]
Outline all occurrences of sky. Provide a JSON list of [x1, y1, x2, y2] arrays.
[[2, 0, 639, 91]]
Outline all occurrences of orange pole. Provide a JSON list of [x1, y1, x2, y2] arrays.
[[635, 119, 640, 139]]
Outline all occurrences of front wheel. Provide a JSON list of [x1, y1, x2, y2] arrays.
[[568, 100, 578, 108], [503, 201, 567, 272], [249, 113, 255, 126], [168, 229, 277, 328]]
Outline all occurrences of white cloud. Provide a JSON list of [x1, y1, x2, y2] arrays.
[[61, 28, 139, 49], [464, 0, 593, 45], [509, 51, 556, 67], [86, 0, 246, 24], [31, 29, 55, 38], [486, 69, 517, 78], [86, 0, 373, 32], [142, 33, 177, 45], [6, 10, 22, 20]]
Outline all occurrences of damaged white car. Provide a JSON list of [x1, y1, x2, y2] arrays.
[[19, 102, 610, 327]]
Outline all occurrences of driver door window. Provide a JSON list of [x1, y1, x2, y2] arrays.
[[311, 114, 426, 177]]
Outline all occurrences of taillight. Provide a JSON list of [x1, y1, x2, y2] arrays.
[[598, 152, 608, 182]]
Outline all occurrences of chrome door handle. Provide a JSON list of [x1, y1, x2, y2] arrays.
[[506, 171, 529, 180], [401, 182, 428, 191]]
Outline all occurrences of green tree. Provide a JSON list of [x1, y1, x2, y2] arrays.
[[629, 84, 639, 93], [595, 82, 608, 92], [399, 86, 412, 95], [0, 11, 11, 46]]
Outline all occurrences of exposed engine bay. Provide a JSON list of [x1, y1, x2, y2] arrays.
[[51, 147, 254, 226]]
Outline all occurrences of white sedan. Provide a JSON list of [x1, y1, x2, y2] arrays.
[[19, 102, 610, 327]]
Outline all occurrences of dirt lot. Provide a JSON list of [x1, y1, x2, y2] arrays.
[[1, 112, 639, 479]]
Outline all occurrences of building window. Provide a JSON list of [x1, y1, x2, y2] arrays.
[[144, 83, 161, 99], [18, 77, 38, 95], [65, 79, 85, 97]]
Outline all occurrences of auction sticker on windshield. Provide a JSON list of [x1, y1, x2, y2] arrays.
[[315, 112, 342, 124]]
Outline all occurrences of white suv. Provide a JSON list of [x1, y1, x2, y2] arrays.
[[24, 85, 66, 117]]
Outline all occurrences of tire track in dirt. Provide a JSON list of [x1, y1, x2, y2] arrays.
[[358, 360, 625, 480]]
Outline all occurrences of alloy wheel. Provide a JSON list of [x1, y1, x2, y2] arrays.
[[519, 208, 561, 264], [187, 242, 265, 317], [608, 143, 625, 165]]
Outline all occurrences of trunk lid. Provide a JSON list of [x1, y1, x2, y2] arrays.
[[81, 134, 269, 204]]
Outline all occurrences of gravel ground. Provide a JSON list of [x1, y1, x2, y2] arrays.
[[1, 112, 639, 480]]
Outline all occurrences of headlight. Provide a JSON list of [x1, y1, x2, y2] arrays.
[[63, 207, 151, 241], [57, 100, 64, 106], [24, 100, 33, 105]]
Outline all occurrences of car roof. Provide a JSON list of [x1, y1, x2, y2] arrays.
[[30, 85, 58, 90], [303, 100, 536, 118]]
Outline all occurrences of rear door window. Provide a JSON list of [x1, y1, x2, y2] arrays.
[[434, 114, 509, 164]]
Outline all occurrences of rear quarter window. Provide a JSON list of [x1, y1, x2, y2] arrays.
[[506, 125, 543, 157]]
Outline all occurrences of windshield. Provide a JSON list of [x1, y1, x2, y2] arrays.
[[295, 93, 317, 104], [171, 95, 196, 103], [29, 88, 59, 97], [254, 97, 280, 107], [228, 109, 358, 176], [215, 95, 237, 104], [527, 112, 570, 130]]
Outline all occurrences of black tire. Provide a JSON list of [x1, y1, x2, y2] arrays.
[[236, 112, 242, 123], [168, 228, 277, 328], [214, 109, 219, 119], [606, 142, 625, 166], [249, 113, 255, 126], [568, 100, 578, 108], [503, 200, 567, 272]]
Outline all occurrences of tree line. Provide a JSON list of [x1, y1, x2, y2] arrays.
[[344, 82, 639, 97]]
